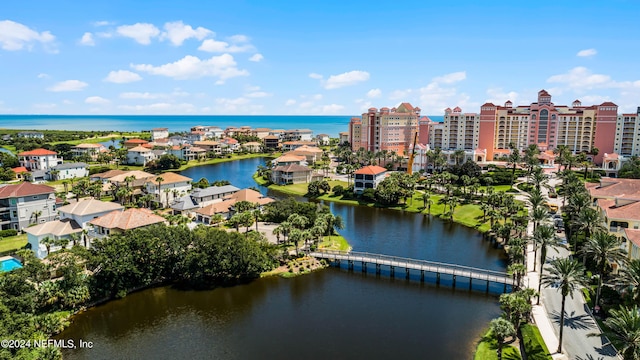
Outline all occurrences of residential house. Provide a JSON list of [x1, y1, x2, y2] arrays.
[[123, 138, 149, 149], [168, 144, 205, 161], [89, 208, 166, 238], [25, 219, 83, 259], [90, 169, 127, 183], [242, 142, 262, 153], [283, 129, 313, 142], [145, 172, 193, 206], [316, 134, 330, 146], [281, 141, 318, 152], [194, 140, 222, 155], [224, 188, 274, 207], [195, 200, 235, 224], [191, 185, 240, 206], [263, 135, 280, 150], [151, 128, 169, 140], [127, 145, 155, 166], [18, 148, 62, 171], [17, 131, 44, 139], [10, 167, 29, 181], [170, 195, 199, 216], [185, 131, 207, 144], [48, 162, 89, 180], [105, 170, 155, 197], [191, 126, 224, 139], [72, 143, 106, 160], [148, 138, 172, 149], [339, 132, 349, 145], [252, 128, 272, 139], [0, 182, 57, 231], [623, 229, 640, 260], [353, 165, 387, 194], [287, 145, 324, 163], [272, 154, 307, 167], [57, 198, 124, 229], [220, 138, 240, 153], [271, 164, 314, 185]]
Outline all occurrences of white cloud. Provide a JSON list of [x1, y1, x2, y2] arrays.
[[0, 20, 55, 51], [93, 21, 112, 27], [547, 67, 616, 90], [432, 71, 466, 84], [85, 96, 110, 104], [577, 48, 597, 57], [47, 80, 88, 92], [228, 34, 249, 43], [161, 21, 213, 46], [198, 39, 254, 53], [324, 70, 370, 89], [308, 73, 323, 80], [285, 99, 296, 106], [389, 89, 413, 101], [485, 88, 522, 105], [214, 97, 265, 113], [33, 103, 57, 110], [249, 53, 264, 62], [116, 23, 160, 45], [367, 88, 381, 98], [119, 90, 189, 100], [37, 73, 50, 79], [246, 91, 271, 98], [104, 70, 142, 83], [79, 32, 95, 46], [96, 32, 113, 38], [118, 102, 196, 113], [322, 104, 344, 114], [62, 99, 73, 105], [132, 54, 249, 81]]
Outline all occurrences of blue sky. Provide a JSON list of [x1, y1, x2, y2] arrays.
[[1, 0, 639, 115]]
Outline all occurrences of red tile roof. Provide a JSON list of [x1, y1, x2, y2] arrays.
[[90, 208, 166, 230], [124, 138, 148, 144], [0, 182, 55, 198], [354, 165, 387, 175], [11, 167, 29, 173], [624, 228, 640, 249], [18, 148, 57, 156]]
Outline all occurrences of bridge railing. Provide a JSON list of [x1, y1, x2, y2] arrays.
[[311, 249, 513, 283]]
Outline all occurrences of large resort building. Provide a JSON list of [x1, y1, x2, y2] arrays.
[[349, 90, 635, 169]]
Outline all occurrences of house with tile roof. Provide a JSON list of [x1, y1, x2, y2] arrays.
[[127, 145, 156, 166], [0, 182, 57, 230], [72, 143, 107, 160], [57, 198, 124, 229], [25, 218, 83, 259], [242, 141, 262, 153], [263, 135, 280, 150], [353, 165, 387, 194], [151, 128, 169, 140], [272, 154, 307, 167], [271, 164, 314, 184], [123, 138, 149, 149], [623, 228, 640, 260], [195, 200, 235, 224], [10, 167, 29, 181], [145, 172, 193, 207], [18, 148, 62, 171], [170, 185, 241, 215], [223, 188, 274, 206], [89, 208, 166, 238]]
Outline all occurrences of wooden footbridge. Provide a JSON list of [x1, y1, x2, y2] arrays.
[[309, 250, 516, 292]]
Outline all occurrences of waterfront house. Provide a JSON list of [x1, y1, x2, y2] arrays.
[[123, 138, 149, 149], [193, 140, 222, 155], [127, 145, 155, 166], [283, 129, 313, 142], [72, 143, 106, 160], [0, 182, 57, 231], [271, 164, 314, 185], [48, 162, 89, 180], [25, 219, 83, 259], [191, 185, 240, 206], [272, 154, 307, 167], [145, 172, 193, 206], [220, 138, 240, 153], [57, 198, 124, 229], [18, 148, 62, 171], [223, 188, 274, 207], [17, 131, 44, 139], [242, 142, 262, 153], [281, 141, 318, 152], [353, 165, 387, 194], [168, 144, 206, 161], [252, 128, 272, 139], [151, 128, 169, 140], [263, 135, 280, 150], [316, 134, 330, 146], [89, 208, 166, 238]]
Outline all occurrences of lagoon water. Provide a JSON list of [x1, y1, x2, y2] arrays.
[[59, 157, 505, 359]]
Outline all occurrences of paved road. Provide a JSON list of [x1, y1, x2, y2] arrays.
[[520, 172, 619, 359]]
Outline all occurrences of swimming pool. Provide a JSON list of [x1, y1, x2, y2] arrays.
[[0, 258, 23, 272]]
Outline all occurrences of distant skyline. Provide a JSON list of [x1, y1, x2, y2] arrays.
[[1, 1, 639, 115]]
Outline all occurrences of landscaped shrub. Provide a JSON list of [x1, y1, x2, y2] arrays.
[[0, 229, 18, 238], [332, 185, 344, 196], [361, 188, 376, 202]]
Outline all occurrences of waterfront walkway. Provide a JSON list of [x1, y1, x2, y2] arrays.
[[311, 250, 515, 289]]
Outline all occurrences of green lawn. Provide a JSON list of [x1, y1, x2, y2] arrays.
[[252, 173, 270, 186], [49, 132, 148, 146], [171, 153, 279, 172], [0, 234, 28, 254], [269, 180, 349, 197], [478, 184, 513, 193], [318, 235, 351, 251], [474, 329, 522, 360], [520, 324, 553, 360]]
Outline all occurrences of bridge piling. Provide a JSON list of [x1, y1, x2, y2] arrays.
[[376, 263, 380, 275], [452, 275, 456, 288], [405, 268, 410, 280], [390, 266, 395, 278], [420, 270, 424, 282], [469, 277, 472, 290], [436, 272, 440, 285], [362, 262, 367, 273], [348, 260, 353, 271]]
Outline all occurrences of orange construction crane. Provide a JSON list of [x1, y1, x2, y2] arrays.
[[407, 131, 419, 175]]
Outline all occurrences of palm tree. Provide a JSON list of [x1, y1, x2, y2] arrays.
[[541, 258, 589, 354], [574, 207, 605, 252], [164, 188, 172, 208], [453, 149, 465, 166], [155, 176, 164, 205], [41, 236, 54, 256], [489, 317, 516, 360], [534, 224, 561, 302], [618, 259, 640, 302], [32, 210, 42, 224], [507, 143, 520, 188], [581, 232, 627, 309], [598, 305, 640, 360]]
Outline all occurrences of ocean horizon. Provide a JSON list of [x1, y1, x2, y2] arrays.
[[0, 114, 445, 138]]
